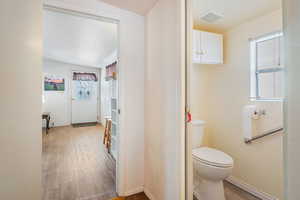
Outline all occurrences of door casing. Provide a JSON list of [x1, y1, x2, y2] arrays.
[[43, 4, 122, 195]]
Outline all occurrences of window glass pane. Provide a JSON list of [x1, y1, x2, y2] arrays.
[[257, 38, 279, 70], [279, 36, 284, 68], [250, 33, 284, 100], [258, 72, 274, 98], [274, 71, 284, 98]]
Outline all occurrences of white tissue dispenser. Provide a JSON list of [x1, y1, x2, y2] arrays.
[[242, 105, 257, 141]]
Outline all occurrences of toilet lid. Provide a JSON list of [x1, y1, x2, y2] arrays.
[[192, 147, 233, 168]]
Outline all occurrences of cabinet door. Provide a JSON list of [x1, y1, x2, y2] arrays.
[[200, 31, 223, 64], [192, 30, 201, 63]]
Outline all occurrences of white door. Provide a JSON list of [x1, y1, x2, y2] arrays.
[[71, 72, 98, 124], [201, 31, 223, 64], [0, 1, 42, 199]]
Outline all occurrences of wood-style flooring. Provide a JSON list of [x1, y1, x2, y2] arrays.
[[193, 181, 261, 200], [43, 125, 259, 200], [223, 181, 260, 200], [42, 125, 117, 200], [125, 193, 149, 200]]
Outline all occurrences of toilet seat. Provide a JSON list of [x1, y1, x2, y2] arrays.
[[193, 147, 233, 168]]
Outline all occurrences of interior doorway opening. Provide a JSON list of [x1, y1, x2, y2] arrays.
[[42, 5, 121, 200], [186, 0, 284, 200]]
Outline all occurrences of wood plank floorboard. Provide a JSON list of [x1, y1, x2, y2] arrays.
[[42, 125, 117, 200], [224, 181, 261, 200], [125, 193, 149, 200], [193, 181, 261, 200]]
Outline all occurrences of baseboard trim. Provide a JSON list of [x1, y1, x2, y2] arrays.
[[124, 186, 144, 197], [144, 187, 156, 200], [226, 176, 279, 200]]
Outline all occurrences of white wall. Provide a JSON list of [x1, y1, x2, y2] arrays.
[[145, 0, 185, 199], [44, 0, 145, 196], [102, 50, 118, 68], [189, 65, 211, 145], [283, 0, 300, 199], [43, 59, 100, 126], [191, 10, 284, 199], [0, 0, 42, 200]]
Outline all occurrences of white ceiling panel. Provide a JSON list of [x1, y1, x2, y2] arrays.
[[193, 0, 281, 32], [99, 0, 158, 15], [44, 9, 118, 68]]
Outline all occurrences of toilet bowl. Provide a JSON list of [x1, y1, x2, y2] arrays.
[[190, 120, 234, 200], [193, 147, 233, 200]]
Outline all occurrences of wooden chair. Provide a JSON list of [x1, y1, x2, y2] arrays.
[[103, 118, 112, 150]]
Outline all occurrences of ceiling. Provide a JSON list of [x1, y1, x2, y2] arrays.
[[99, 0, 158, 15], [193, 0, 281, 32], [44, 9, 118, 68]]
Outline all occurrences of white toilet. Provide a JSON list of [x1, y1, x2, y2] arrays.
[[191, 120, 234, 200]]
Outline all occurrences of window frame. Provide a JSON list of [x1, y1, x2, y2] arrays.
[[250, 31, 284, 102]]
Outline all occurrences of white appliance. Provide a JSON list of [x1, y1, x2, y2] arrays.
[[191, 120, 234, 200]]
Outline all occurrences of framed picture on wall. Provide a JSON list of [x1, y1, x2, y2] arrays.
[[44, 74, 65, 91]]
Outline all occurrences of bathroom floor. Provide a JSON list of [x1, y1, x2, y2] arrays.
[[193, 181, 260, 200]]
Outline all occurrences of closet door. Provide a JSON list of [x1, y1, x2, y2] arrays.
[[200, 31, 223, 64], [193, 30, 201, 63]]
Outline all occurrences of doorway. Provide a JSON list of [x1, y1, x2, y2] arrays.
[[185, 0, 284, 200], [42, 5, 121, 200]]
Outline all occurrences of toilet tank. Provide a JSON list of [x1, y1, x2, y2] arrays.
[[190, 120, 206, 149]]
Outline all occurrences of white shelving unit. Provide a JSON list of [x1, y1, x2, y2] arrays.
[[104, 62, 118, 160], [110, 79, 118, 160]]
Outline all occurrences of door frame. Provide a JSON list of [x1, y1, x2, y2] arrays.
[[43, 4, 123, 195], [185, 0, 193, 199]]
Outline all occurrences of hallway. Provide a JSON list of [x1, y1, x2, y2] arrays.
[[42, 125, 116, 200]]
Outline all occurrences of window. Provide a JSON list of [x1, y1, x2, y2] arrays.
[[250, 32, 284, 101]]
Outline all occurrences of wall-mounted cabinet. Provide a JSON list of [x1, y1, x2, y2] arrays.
[[193, 30, 223, 64]]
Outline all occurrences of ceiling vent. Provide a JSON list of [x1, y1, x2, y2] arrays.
[[200, 11, 223, 23]]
